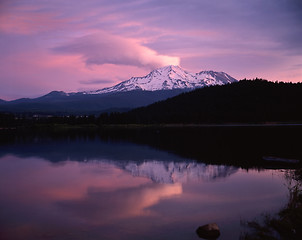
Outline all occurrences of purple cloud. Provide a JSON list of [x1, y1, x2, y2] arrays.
[[79, 78, 114, 85], [52, 32, 180, 70], [0, 0, 301, 100]]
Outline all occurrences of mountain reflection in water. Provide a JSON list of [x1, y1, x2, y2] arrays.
[[0, 130, 292, 240], [120, 161, 238, 183]]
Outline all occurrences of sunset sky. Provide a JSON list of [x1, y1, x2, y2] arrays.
[[1, 0, 302, 100]]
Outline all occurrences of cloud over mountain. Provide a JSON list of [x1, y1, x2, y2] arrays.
[[1, 0, 301, 100], [53, 32, 180, 70], [79, 78, 114, 85]]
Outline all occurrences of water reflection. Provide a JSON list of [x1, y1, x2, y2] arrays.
[[0, 158, 288, 239], [0, 133, 291, 240], [121, 161, 238, 183]]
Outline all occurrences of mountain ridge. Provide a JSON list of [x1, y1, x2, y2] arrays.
[[84, 65, 237, 94], [1, 65, 237, 101], [0, 65, 237, 115]]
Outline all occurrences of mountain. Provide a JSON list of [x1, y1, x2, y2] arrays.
[[38, 91, 70, 99], [85, 65, 237, 94], [0, 65, 237, 115], [0, 90, 186, 115], [101, 79, 302, 124]]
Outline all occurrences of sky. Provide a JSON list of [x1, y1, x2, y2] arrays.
[[0, 0, 302, 100]]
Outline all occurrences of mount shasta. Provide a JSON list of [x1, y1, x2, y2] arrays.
[[0, 65, 237, 115], [86, 65, 237, 94]]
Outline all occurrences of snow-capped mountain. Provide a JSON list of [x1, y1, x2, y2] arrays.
[[85, 65, 237, 94], [0, 65, 238, 115]]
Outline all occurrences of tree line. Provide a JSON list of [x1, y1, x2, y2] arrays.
[[1, 79, 302, 127]]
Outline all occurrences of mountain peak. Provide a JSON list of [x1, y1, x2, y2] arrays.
[[40, 91, 69, 99], [86, 66, 237, 95], [156, 65, 181, 71]]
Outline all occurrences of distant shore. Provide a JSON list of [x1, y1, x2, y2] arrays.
[[97, 123, 302, 128], [2, 122, 302, 131]]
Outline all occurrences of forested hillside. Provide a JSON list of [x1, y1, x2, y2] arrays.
[[100, 79, 302, 124]]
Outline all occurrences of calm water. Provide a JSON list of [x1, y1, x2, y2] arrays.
[[0, 128, 298, 240]]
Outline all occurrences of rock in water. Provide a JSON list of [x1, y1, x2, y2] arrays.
[[196, 223, 220, 239]]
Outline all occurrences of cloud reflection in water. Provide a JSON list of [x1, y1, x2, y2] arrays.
[[0, 154, 287, 240]]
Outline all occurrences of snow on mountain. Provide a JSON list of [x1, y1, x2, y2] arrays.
[[85, 65, 237, 94]]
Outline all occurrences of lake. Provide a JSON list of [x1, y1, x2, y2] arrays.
[[0, 126, 301, 240]]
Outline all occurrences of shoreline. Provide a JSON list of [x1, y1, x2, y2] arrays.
[[2, 122, 302, 131]]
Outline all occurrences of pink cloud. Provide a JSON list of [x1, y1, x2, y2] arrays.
[[1, 0, 301, 100], [0, 5, 68, 35], [52, 32, 180, 70], [0, 46, 153, 99]]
